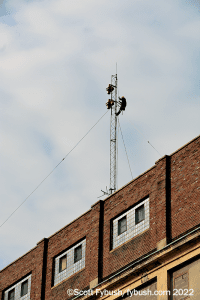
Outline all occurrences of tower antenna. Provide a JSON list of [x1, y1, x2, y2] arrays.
[[109, 73, 118, 194], [103, 73, 127, 196]]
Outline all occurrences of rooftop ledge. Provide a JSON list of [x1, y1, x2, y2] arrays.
[[73, 225, 200, 300]]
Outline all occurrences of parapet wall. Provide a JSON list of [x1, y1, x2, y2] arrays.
[[1, 135, 199, 300]]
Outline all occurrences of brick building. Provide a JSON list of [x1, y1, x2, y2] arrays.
[[1, 134, 200, 300]]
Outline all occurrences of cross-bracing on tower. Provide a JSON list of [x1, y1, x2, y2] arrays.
[[105, 74, 127, 195]]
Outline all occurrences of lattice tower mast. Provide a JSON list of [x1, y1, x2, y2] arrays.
[[105, 75, 126, 197], [109, 74, 118, 194]]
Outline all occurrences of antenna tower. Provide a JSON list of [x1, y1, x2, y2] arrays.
[[109, 74, 118, 194], [104, 74, 127, 196]]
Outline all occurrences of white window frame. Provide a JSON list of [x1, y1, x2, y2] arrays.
[[4, 275, 31, 300], [74, 244, 82, 263], [54, 239, 86, 286], [135, 204, 145, 224], [118, 216, 127, 235], [112, 198, 149, 250], [59, 254, 67, 273]]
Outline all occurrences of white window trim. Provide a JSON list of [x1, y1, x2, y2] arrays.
[[4, 275, 31, 300], [112, 198, 149, 250], [54, 239, 86, 286]]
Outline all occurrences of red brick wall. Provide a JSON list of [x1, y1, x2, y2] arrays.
[[0, 239, 46, 300], [1, 135, 199, 299], [102, 154, 170, 279], [171, 136, 200, 240], [45, 201, 102, 300]]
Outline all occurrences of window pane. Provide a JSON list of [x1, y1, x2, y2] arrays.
[[8, 289, 15, 300], [74, 245, 82, 263], [174, 273, 189, 300], [59, 255, 67, 272], [118, 216, 127, 235], [21, 280, 28, 297], [135, 205, 145, 224], [62, 258, 66, 270]]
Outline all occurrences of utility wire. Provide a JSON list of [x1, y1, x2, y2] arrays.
[[129, 123, 162, 157], [118, 119, 133, 180], [62, 110, 108, 160], [147, 141, 162, 157], [0, 110, 108, 229], [118, 87, 161, 158]]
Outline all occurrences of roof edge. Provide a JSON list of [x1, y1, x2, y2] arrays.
[[0, 245, 37, 273]]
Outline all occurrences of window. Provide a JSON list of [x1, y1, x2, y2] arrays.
[[174, 273, 188, 300], [21, 280, 28, 297], [112, 198, 149, 250], [8, 289, 15, 300], [118, 216, 127, 235], [135, 204, 145, 224], [4, 275, 31, 300], [132, 280, 157, 300], [54, 239, 86, 286], [74, 245, 82, 263], [59, 255, 67, 273]]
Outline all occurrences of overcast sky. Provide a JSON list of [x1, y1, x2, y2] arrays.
[[0, 0, 200, 270]]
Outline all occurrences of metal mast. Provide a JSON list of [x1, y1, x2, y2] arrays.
[[102, 75, 126, 198], [109, 74, 118, 194]]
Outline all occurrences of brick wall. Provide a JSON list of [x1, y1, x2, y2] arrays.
[[0, 240, 45, 300], [171, 136, 200, 240], [44, 201, 102, 300], [0, 135, 199, 299], [102, 154, 171, 279]]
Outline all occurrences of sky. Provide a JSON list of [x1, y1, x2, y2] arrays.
[[0, 0, 200, 270]]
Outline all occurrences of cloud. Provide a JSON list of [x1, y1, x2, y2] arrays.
[[0, 0, 200, 270], [176, 20, 200, 40]]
